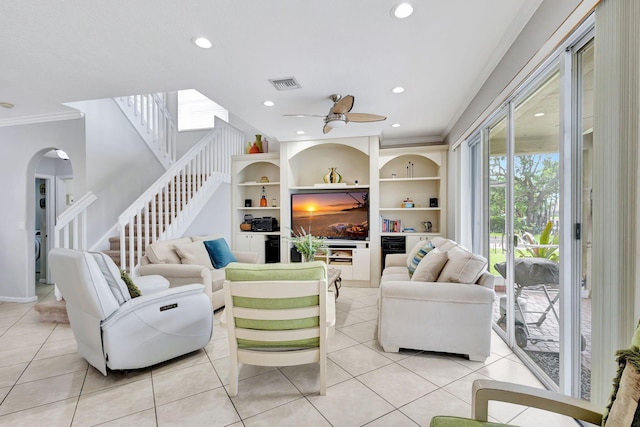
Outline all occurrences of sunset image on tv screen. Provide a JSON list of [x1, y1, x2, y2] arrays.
[[291, 191, 369, 240]]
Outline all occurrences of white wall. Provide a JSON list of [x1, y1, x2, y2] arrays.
[[0, 118, 86, 301], [183, 183, 231, 243], [66, 99, 166, 247]]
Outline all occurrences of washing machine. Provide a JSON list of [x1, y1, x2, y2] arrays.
[[35, 230, 41, 273]]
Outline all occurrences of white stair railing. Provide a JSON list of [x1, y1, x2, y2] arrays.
[[117, 117, 244, 273], [53, 192, 98, 250], [114, 94, 176, 169], [52, 191, 98, 300]]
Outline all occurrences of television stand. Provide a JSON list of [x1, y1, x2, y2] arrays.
[[315, 240, 370, 283]]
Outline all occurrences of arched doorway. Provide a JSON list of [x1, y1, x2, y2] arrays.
[[33, 149, 73, 290]]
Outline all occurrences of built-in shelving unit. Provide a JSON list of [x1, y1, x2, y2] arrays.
[[281, 138, 374, 284], [378, 146, 447, 238], [231, 138, 448, 286], [231, 153, 281, 262]]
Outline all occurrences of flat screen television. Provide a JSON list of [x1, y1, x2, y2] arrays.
[[291, 190, 369, 240]]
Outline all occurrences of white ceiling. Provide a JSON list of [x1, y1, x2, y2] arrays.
[[0, 0, 543, 145]]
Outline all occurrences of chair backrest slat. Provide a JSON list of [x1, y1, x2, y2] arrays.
[[228, 280, 321, 298], [235, 328, 320, 342], [233, 306, 321, 321]]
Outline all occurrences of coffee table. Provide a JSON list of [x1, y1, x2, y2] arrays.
[[327, 268, 342, 300]]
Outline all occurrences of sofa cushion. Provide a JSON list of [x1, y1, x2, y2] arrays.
[[406, 240, 433, 268], [437, 246, 488, 284], [204, 238, 237, 268], [408, 243, 435, 277], [174, 240, 214, 269], [191, 234, 224, 242], [381, 272, 411, 282], [383, 266, 409, 276], [145, 237, 191, 264], [412, 248, 449, 282]]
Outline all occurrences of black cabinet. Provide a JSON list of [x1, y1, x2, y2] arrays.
[[265, 235, 280, 263], [381, 236, 406, 271]]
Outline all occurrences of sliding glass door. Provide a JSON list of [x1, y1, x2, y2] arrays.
[[469, 26, 594, 400]]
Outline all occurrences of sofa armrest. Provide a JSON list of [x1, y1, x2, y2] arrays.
[[233, 251, 259, 264], [385, 253, 408, 268], [476, 271, 496, 290], [380, 280, 495, 303], [472, 379, 604, 425]]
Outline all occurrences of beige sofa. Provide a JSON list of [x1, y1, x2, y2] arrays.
[[378, 237, 496, 361], [137, 234, 259, 310]]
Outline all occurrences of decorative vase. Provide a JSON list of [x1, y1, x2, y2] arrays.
[[323, 167, 342, 184], [255, 134, 263, 153]]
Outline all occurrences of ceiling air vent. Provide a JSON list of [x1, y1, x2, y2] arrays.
[[269, 77, 301, 91]]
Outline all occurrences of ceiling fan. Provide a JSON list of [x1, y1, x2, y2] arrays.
[[285, 94, 387, 134]]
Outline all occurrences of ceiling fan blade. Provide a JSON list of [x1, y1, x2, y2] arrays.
[[345, 113, 387, 123], [323, 124, 333, 134], [284, 114, 325, 118], [331, 95, 354, 114]]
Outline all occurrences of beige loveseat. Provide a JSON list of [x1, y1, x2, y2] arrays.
[[378, 237, 496, 362], [137, 235, 259, 310]]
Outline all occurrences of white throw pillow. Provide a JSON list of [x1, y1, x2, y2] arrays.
[[406, 240, 434, 268], [174, 241, 214, 269], [145, 237, 191, 264], [437, 246, 487, 284], [411, 248, 448, 282]]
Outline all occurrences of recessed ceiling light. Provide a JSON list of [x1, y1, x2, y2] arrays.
[[0, 102, 15, 109], [392, 86, 405, 94], [192, 37, 212, 49], [534, 112, 545, 117], [391, 2, 414, 19], [296, 130, 305, 135], [263, 100, 275, 107], [391, 123, 401, 128], [55, 149, 69, 160]]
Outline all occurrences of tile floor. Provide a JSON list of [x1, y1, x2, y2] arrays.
[[0, 284, 585, 426]]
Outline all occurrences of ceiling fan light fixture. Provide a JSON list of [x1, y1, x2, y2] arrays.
[[391, 2, 414, 19], [325, 114, 347, 128]]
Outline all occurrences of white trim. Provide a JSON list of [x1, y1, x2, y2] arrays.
[[381, 136, 443, 147], [0, 111, 84, 128], [0, 296, 38, 303]]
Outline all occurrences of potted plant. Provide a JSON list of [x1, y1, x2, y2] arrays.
[[289, 227, 326, 262]]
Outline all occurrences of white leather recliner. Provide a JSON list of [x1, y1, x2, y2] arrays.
[[49, 248, 213, 375]]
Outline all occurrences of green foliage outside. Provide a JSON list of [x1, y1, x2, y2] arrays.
[[489, 154, 559, 237]]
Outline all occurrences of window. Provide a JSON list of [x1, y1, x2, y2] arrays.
[[177, 89, 229, 131]]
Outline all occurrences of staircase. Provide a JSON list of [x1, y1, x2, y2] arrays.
[[114, 94, 177, 169], [107, 116, 244, 273]]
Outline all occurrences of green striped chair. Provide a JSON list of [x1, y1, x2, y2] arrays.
[[222, 262, 335, 396]]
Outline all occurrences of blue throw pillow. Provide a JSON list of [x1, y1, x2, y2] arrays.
[[203, 239, 237, 268]]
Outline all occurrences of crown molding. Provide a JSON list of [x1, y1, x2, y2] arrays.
[[0, 111, 84, 128], [380, 135, 445, 148]]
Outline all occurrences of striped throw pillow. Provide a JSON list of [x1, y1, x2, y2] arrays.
[[408, 242, 434, 278]]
